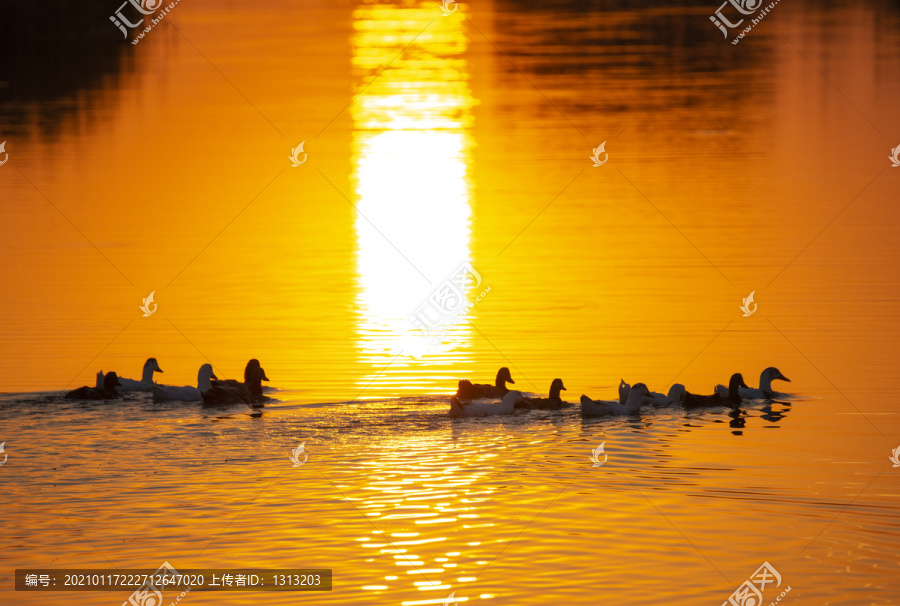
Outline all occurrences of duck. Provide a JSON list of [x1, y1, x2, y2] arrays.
[[99, 358, 164, 392], [151, 364, 217, 402], [715, 367, 791, 400], [683, 373, 748, 409], [580, 383, 656, 416], [449, 389, 522, 417], [201, 359, 270, 405], [618, 379, 683, 407], [515, 378, 571, 410], [618, 379, 631, 405], [67, 372, 122, 400], [455, 367, 515, 400]]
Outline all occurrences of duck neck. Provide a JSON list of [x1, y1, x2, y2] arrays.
[[758, 373, 773, 394], [198, 374, 213, 392], [141, 365, 155, 383], [549, 385, 563, 401], [494, 374, 506, 390]]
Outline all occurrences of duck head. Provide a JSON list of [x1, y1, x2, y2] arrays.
[[624, 383, 653, 408], [198, 364, 217, 391], [727, 373, 749, 404], [631, 383, 652, 400], [141, 358, 164, 382], [244, 359, 261, 384], [548, 378, 566, 400], [667, 383, 686, 404], [103, 372, 122, 392], [618, 379, 631, 405], [759, 367, 790, 394], [495, 367, 515, 389]]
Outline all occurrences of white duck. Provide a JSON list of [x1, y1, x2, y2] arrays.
[[151, 364, 216, 402], [100, 358, 164, 392], [449, 390, 522, 418], [620, 379, 685, 407], [580, 383, 656, 416], [715, 367, 790, 400]]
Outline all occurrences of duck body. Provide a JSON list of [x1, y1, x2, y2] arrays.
[[201, 359, 270, 406], [684, 373, 747, 409], [649, 384, 687, 406], [621, 379, 681, 407], [715, 367, 791, 400], [581, 383, 654, 416], [102, 358, 164, 392], [67, 372, 122, 400], [455, 367, 515, 400], [449, 390, 522, 417], [516, 378, 571, 410], [152, 364, 216, 402]]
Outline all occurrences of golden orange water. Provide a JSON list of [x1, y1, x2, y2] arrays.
[[1, 0, 900, 604]]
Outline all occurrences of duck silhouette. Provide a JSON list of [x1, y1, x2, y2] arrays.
[[67, 372, 122, 400], [202, 359, 269, 405], [516, 378, 571, 410], [683, 373, 748, 408], [455, 367, 515, 400]]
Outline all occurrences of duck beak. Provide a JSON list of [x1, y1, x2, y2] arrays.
[[211, 373, 218, 380], [262, 373, 270, 381], [778, 373, 791, 382], [561, 383, 567, 390], [741, 380, 749, 389], [508, 377, 515, 384], [158, 368, 164, 373]]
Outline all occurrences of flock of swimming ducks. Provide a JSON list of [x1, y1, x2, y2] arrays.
[[449, 367, 791, 417], [64, 358, 791, 416], [65, 358, 270, 406]]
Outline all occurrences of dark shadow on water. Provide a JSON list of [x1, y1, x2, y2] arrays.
[[0, 1, 135, 135]]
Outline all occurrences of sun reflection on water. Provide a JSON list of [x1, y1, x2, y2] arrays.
[[345, 433, 500, 603], [351, 1, 477, 397]]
